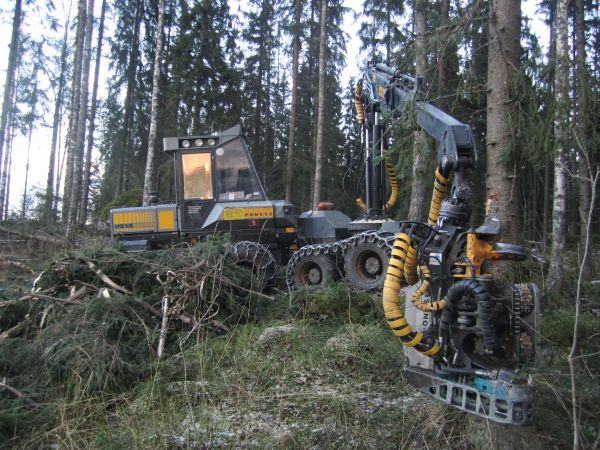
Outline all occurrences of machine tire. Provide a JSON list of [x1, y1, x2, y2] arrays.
[[289, 253, 339, 289], [343, 232, 393, 292], [227, 241, 277, 291]]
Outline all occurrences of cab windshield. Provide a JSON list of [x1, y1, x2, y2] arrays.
[[215, 138, 265, 201]]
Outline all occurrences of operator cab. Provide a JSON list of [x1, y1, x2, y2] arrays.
[[163, 125, 266, 231]]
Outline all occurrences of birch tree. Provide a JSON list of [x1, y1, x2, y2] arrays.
[[547, 0, 569, 291], [79, 0, 107, 223], [67, 0, 95, 235], [0, 0, 23, 216], [311, 0, 327, 210], [62, 0, 87, 221], [142, 0, 166, 206]]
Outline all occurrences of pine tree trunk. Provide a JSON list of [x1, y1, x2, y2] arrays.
[[45, 11, 71, 224], [142, 0, 166, 206], [547, 0, 569, 291], [79, 0, 106, 223], [285, 0, 302, 203], [485, 0, 521, 243], [408, 0, 429, 222], [0, 0, 22, 216], [574, 0, 592, 280], [62, 0, 87, 221], [67, 0, 94, 236], [311, 0, 327, 210]]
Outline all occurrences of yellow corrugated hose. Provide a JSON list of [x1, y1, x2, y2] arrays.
[[411, 265, 447, 312], [382, 232, 440, 357], [428, 168, 449, 225]]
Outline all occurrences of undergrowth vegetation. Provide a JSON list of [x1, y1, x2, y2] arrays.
[[0, 230, 598, 448]]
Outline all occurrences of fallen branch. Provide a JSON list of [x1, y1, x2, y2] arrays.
[[0, 316, 32, 339], [84, 259, 133, 294], [0, 378, 25, 398], [0, 225, 64, 246], [130, 297, 194, 327], [157, 297, 170, 358], [0, 287, 87, 309]]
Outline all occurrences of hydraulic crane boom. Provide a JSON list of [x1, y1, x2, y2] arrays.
[[355, 62, 476, 217]]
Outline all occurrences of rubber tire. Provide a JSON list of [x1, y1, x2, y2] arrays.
[[291, 254, 339, 289], [343, 240, 390, 292], [227, 241, 277, 291]]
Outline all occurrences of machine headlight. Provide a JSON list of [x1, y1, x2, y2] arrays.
[[194, 138, 204, 147], [207, 138, 217, 147], [181, 139, 191, 148]]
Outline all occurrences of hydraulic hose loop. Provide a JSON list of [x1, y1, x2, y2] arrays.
[[383, 233, 440, 356], [428, 167, 449, 226], [440, 279, 496, 354], [404, 245, 418, 285], [355, 83, 365, 123], [411, 265, 447, 312]]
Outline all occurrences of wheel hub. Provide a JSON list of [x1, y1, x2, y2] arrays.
[[363, 255, 381, 275], [307, 266, 322, 284]]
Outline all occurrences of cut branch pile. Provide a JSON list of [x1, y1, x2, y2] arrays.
[[0, 237, 262, 346]]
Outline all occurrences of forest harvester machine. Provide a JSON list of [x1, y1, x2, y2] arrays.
[[109, 62, 541, 425]]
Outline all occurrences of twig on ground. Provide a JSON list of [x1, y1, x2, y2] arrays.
[[0, 378, 25, 398]]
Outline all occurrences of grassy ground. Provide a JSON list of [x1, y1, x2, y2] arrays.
[[0, 226, 598, 449]]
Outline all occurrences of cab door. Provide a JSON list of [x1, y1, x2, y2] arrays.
[[176, 150, 215, 231]]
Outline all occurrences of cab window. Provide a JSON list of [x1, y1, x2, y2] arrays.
[[215, 138, 265, 201], [181, 153, 213, 200]]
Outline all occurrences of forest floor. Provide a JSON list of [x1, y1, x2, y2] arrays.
[[0, 222, 599, 449]]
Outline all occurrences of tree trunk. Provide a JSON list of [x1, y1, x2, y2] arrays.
[[0, 0, 22, 216], [142, 0, 166, 206], [117, 0, 143, 196], [311, 0, 327, 210], [574, 0, 591, 280], [408, 0, 429, 222], [438, 0, 450, 107], [547, 0, 569, 292], [45, 10, 71, 223], [285, 0, 302, 203], [62, 0, 87, 221], [79, 0, 106, 223], [485, 0, 521, 243], [1, 107, 15, 220], [67, 0, 94, 236]]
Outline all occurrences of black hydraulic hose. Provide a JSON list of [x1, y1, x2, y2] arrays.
[[439, 280, 497, 354]]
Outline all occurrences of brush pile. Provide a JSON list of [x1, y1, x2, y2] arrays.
[[0, 236, 268, 344]]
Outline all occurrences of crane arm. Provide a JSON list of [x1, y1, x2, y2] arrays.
[[361, 62, 477, 174]]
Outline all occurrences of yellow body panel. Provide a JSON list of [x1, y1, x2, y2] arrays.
[[157, 209, 176, 231]]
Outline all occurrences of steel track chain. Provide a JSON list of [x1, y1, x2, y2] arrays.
[[227, 240, 277, 287], [285, 231, 395, 290]]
